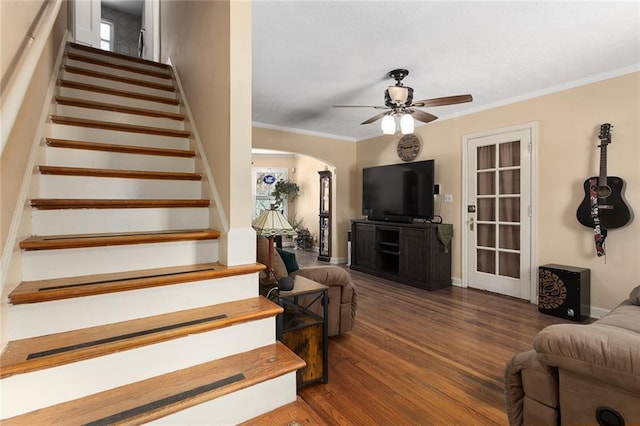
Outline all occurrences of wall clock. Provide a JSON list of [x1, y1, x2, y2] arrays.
[[397, 133, 421, 162]]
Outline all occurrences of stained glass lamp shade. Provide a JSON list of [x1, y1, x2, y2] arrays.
[[252, 208, 297, 282]]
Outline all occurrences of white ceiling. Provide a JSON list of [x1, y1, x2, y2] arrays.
[[252, 1, 640, 142]]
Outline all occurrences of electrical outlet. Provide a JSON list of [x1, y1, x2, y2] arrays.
[[444, 194, 453, 203]]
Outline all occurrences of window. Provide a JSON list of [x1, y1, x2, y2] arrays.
[[100, 21, 113, 51], [252, 168, 288, 219]]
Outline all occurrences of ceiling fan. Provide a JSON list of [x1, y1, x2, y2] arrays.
[[334, 69, 473, 134]]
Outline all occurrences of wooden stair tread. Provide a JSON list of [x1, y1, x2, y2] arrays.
[[30, 198, 210, 209], [45, 138, 196, 158], [63, 65, 176, 92], [55, 97, 186, 120], [19, 229, 220, 251], [50, 115, 191, 138], [0, 296, 281, 379], [68, 42, 171, 71], [59, 80, 181, 105], [38, 165, 202, 181], [66, 52, 173, 79], [10, 262, 266, 304], [241, 396, 327, 426], [2, 342, 304, 425]]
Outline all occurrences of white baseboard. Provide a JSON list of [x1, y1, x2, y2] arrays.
[[588, 306, 610, 319]]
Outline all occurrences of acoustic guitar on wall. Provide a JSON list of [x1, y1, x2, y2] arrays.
[[576, 123, 632, 230]]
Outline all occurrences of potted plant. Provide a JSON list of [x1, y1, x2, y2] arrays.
[[271, 179, 300, 209], [295, 227, 314, 250]]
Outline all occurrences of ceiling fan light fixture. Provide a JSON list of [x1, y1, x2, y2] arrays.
[[400, 114, 414, 134], [386, 86, 413, 106], [381, 115, 396, 134], [387, 86, 408, 104]]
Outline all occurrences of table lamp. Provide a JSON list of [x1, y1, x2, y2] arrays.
[[252, 207, 297, 284]]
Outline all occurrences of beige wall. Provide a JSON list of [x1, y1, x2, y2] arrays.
[[0, 1, 68, 348], [0, 0, 48, 91], [1, 0, 67, 255], [160, 0, 253, 264], [160, 0, 230, 219], [356, 72, 640, 311], [253, 127, 357, 261], [294, 155, 328, 246]]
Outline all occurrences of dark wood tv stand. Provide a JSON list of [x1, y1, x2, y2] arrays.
[[350, 220, 452, 290]]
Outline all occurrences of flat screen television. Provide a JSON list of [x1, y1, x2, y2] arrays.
[[362, 159, 435, 223]]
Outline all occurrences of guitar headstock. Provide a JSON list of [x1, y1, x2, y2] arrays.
[[599, 123, 612, 144]]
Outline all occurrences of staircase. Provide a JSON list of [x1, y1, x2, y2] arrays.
[[0, 43, 305, 424]]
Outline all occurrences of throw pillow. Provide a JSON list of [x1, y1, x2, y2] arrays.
[[629, 285, 640, 306], [276, 248, 299, 274]]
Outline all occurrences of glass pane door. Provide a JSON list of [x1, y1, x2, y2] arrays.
[[476, 141, 521, 278], [465, 125, 532, 300]]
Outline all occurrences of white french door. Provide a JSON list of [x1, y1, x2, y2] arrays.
[[463, 124, 535, 300]]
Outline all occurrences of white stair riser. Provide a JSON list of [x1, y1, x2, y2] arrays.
[[47, 124, 190, 150], [150, 373, 298, 425], [32, 207, 209, 236], [67, 47, 171, 75], [44, 146, 195, 173], [9, 273, 258, 339], [22, 239, 219, 281], [38, 175, 202, 199], [60, 70, 177, 100], [1, 319, 274, 418], [64, 57, 174, 86], [57, 86, 181, 114], [55, 104, 185, 131]]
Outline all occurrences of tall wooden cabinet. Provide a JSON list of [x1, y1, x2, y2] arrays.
[[350, 220, 451, 290], [318, 171, 332, 261]]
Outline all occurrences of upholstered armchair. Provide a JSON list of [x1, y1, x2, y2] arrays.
[[256, 236, 357, 336]]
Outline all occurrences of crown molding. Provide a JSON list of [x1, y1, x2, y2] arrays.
[[252, 122, 357, 142]]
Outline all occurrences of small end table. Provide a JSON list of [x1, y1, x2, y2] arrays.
[[263, 275, 328, 387]]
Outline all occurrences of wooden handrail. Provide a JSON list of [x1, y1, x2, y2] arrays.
[[0, 0, 64, 157]]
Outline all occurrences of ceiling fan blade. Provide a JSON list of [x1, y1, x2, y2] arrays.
[[409, 109, 438, 124], [412, 94, 473, 108], [333, 105, 388, 109], [361, 111, 389, 125]]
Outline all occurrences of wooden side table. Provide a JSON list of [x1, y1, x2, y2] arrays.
[[263, 276, 328, 387]]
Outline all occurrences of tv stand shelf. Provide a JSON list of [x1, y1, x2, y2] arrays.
[[350, 220, 451, 290]]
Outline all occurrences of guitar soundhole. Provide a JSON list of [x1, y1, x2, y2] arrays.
[[597, 186, 611, 199]]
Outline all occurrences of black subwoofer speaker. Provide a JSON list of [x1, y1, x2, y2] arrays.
[[538, 264, 590, 321]]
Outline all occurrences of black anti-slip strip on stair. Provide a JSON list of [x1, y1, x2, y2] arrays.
[[26, 314, 228, 360], [39, 266, 218, 292], [83, 373, 245, 426]]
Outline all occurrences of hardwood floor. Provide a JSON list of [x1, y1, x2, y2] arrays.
[[291, 249, 572, 425]]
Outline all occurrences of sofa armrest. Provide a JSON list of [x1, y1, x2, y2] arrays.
[[291, 266, 351, 288], [505, 350, 558, 426], [533, 323, 640, 394]]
